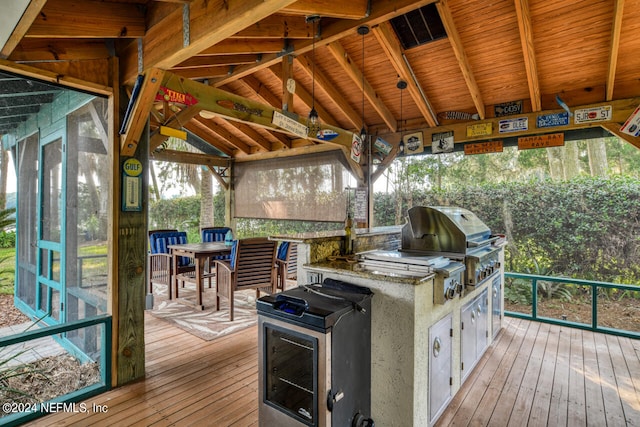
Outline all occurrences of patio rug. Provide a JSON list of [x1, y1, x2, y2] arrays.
[[149, 283, 258, 341]]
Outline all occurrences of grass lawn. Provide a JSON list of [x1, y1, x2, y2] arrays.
[[0, 247, 15, 295]]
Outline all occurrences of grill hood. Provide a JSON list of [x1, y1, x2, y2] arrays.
[[401, 206, 495, 256]]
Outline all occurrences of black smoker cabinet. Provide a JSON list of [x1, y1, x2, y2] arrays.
[[257, 279, 374, 427]]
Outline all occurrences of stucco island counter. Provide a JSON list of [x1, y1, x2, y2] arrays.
[[270, 227, 504, 427]]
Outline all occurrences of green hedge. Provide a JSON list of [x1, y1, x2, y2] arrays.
[[374, 176, 640, 283]]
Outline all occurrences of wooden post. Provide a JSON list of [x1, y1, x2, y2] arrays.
[[114, 85, 148, 384]]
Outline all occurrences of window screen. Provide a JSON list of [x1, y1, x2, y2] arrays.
[[234, 151, 350, 222]]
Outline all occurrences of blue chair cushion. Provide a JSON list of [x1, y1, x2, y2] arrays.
[[202, 227, 231, 260], [277, 241, 290, 261], [150, 231, 190, 266], [229, 240, 238, 270]]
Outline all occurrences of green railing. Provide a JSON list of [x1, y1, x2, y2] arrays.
[[0, 314, 112, 426], [504, 272, 640, 339]]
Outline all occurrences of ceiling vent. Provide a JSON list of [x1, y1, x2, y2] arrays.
[[390, 3, 447, 50]]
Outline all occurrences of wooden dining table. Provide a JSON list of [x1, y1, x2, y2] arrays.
[[168, 241, 232, 310]]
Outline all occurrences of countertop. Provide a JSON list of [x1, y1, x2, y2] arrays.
[[305, 258, 435, 286]]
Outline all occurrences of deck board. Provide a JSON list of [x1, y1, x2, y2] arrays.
[[29, 315, 640, 427]]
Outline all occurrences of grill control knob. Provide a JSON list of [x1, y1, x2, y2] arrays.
[[455, 281, 463, 294], [446, 287, 456, 300]]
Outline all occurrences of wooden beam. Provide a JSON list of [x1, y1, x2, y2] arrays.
[[184, 119, 236, 157], [25, 0, 145, 39], [225, 120, 274, 152], [211, 0, 438, 87], [0, 58, 112, 96], [8, 39, 111, 62], [297, 54, 362, 130], [122, 0, 298, 84], [120, 68, 165, 156], [231, 14, 312, 39], [0, 0, 47, 58], [207, 165, 230, 191], [197, 39, 286, 55], [173, 55, 261, 69], [269, 63, 340, 127], [149, 105, 202, 152], [281, 56, 294, 111], [236, 75, 281, 108], [513, 0, 541, 112], [607, 0, 625, 101], [326, 41, 397, 132], [160, 71, 363, 179], [377, 97, 640, 148], [150, 149, 231, 167], [170, 66, 230, 80], [436, 0, 486, 119], [372, 22, 438, 127], [281, 0, 370, 19], [196, 116, 255, 155], [600, 122, 640, 150]]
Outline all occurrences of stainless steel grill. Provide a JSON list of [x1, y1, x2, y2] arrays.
[[360, 206, 503, 303]]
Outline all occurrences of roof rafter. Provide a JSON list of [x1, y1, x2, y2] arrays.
[[230, 15, 312, 39], [281, 0, 370, 20], [25, 0, 145, 39], [296, 53, 362, 130], [149, 105, 202, 152], [326, 41, 397, 132], [607, 0, 625, 101], [0, 0, 47, 58], [184, 118, 236, 157], [436, 0, 486, 119], [121, 0, 299, 84], [268, 63, 340, 127], [210, 0, 438, 87], [513, 0, 542, 111], [372, 22, 438, 127], [194, 116, 253, 155]]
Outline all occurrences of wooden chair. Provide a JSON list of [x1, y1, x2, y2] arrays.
[[275, 241, 298, 291], [214, 237, 277, 321], [148, 230, 194, 298], [200, 226, 232, 287]]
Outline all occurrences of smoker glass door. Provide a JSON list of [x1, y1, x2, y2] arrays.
[[264, 323, 318, 425]]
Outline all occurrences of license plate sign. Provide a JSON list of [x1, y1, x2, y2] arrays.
[[574, 105, 612, 124]]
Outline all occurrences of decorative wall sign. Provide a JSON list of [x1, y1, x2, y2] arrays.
[[431, 131, 454, 153], [467, 122, 493, 137], [218, 99, 264, 116], [122, 158, 143, 212], [574, 105, 612, 124], [620, 104, 640, 137], [155, 86, 198, 106], [403, 132, 424, 155], [354, 187, 368, 222], [464, 140, 503, 155], [316, 129, 339, 141], [537, 112, 569, 128], [351, 133, 363, 163], [494, 100, 522, 117], [499, 117, 528, 133], [373, 137, 392, 155], [518, 133, 564, 150], [437, 111, 480, 121], [272, 110, 308, 138]]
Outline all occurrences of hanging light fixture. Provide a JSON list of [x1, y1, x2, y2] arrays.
[[397, 78, 407, 153], [307, 15, 320, 127], [357, 25, 369, 143]]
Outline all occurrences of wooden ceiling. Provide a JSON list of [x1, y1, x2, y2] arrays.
[[2, 0, 640, 172]]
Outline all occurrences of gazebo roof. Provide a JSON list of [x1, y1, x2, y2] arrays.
[[1, 0, 640, 165]]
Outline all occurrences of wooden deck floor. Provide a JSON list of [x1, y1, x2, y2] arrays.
[[31, 315, 640, 426]]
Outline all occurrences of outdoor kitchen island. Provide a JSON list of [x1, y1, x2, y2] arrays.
[[275, 207, 505, 426]]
